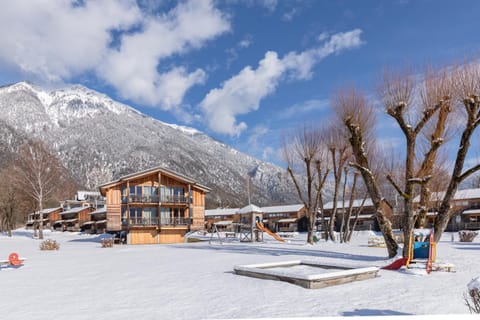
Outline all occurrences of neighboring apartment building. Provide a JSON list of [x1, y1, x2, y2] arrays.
[[99, 166, 210, 244], [26, 207, 63, 229], [413, 188, 480, 231], [205, 204, 306, 232], [322, 198, 393, 231]]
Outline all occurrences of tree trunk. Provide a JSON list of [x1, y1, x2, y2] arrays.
[[434, 113, 479, 242], [38, 200, 44, 240], [346, 119, 399, 258]]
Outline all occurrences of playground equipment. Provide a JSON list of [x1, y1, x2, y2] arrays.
[[209, 222, 240, 244], [382, 229, 437, 273], [406, 229, 436, 273], [0, 252, 26, 269], [239, 212, 264, 242], [256, 222, 285, 242]]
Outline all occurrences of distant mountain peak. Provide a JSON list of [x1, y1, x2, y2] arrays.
[[0, 81, 305, 207]]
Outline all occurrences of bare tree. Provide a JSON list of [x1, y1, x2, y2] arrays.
[[12, 139, 66, 239], [339, 169, 369, 243], [325, 125, 352, 241], [334, 87, 399, 258], [378, 67, 454, 256], [283, 124, 330, 244], [0, 170, 18, 237], [414, 67, 453, 228], [433, 62, 480, 241]]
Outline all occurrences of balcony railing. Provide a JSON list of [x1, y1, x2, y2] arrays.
[[125, 217, 190, 226], [121, 195, 188, 204], [465, 222, 480, 230]]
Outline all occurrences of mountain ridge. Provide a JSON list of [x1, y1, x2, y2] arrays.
[[0, 81, 302, 208]]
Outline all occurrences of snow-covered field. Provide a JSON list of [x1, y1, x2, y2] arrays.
[[1, 229, 479, 319]]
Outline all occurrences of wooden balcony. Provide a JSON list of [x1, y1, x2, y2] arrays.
[[126, 217, 190, 227], [121, 195, 188, 204]]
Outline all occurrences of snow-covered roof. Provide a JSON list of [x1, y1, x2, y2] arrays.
[[214, 221, 233, 226], [277, 218, 298, 223], [413, 188, 480, 203], [61, 206, 90, 215], [205, 208, 239, 217], [206, 204, 304, 217], [238, 204, 263, 214], [42, 207, 62, 214], [29, 207, 62, 216], [463, 209, 480, 215], [323, 198, 373, 210], [261, 204, 304, 214], [89, 207, 107, 215]]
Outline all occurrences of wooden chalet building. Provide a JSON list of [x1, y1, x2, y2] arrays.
[[99, 166, 210, 244], [322, 198, 393, 232], [412, 188, 480, 231], [26, 207, 63, 229]]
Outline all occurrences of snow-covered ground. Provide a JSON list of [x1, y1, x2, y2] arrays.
[[1, 229, 479, 319]]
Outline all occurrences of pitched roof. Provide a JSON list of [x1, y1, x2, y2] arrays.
[[412, 188, 480, 203], [98, 165, 211, 194], [238, 204, 263, 214], [205, 204, 304, 217], [205, 208, 239, 217], [323, 198, 373, 210], [60, 206, 91, 215], [261, 204, 304, 213]]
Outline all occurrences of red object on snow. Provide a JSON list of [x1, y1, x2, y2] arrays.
[[382, 257, 408, 270], [8, 252, 22, 266]]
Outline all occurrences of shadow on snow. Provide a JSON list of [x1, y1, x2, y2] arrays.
[[170, 243, 387, 262]]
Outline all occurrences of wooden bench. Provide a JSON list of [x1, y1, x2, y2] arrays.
[[368, 236, 386, 248], [225, 232, 236, 238]]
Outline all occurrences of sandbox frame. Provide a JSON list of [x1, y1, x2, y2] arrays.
[[234, 260, 379, 289]]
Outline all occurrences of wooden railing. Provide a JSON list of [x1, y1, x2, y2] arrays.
[[121, 195, 188, 204], [127, 217, 190, 226], [464, 222, 480, 230]]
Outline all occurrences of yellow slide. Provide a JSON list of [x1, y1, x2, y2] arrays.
[[256, 222, 285, 242]]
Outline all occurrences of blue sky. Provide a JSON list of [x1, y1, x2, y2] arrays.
[[1, 0, 480, 167]]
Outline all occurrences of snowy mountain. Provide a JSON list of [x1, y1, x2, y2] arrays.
[[0, 82, 301, 207]]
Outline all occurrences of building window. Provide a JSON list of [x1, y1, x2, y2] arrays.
[[130, 207, 142, 224], [121, 206, 127, 225], [160, 208, 170, 225], [144, 207, 158, 224]]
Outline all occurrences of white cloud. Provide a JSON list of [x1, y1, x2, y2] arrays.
[[0, 0, 141, 81], [201, 51, 285, 136], [278, 99, 330, 119], [0, 0, 230, 115], [99, 0, 230, 110], [200, 29, 364, 136]]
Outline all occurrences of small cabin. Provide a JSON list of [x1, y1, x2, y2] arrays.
[[54, 206, 93, 232], [26, 207, 63, 229], [79, 206, 107, 234]]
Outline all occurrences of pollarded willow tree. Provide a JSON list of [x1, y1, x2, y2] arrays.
[[335, 61, 480, 257], [325, 125, 352, 241], [377, 67, 455, 257], [433, 62, 480, 242], [334, 87, 399, 257], [282, 124, 330, 244]]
